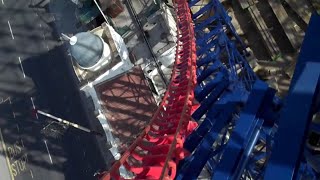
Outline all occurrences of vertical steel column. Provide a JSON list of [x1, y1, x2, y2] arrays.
[[212, 81, 273, 179], [264, 13, 320, 180]]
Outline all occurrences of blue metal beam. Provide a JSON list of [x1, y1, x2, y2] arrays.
[[264, 13, 320, 180], [184, 101, 235, 152], [192, 80, 229, 120], [177, 103, 237, 180], [195, 70, 227, 101], [196, 61, 223, 84], [196, 38, 220, 57], [213, 80, 271, 179], [289, 14, 320, 90], [264, 63, 320, 179], [183, 1, 261, 179]]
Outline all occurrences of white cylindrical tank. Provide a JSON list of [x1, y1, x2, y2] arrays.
[[70, 32, 112, 71]]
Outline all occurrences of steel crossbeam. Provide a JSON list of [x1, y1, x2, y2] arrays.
[[213, 81, 275, 179], [176, 103, 237, 179]]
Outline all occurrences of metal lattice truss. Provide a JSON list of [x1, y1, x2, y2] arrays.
[[100, 0, 320, 179]]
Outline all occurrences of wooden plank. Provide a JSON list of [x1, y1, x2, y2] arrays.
[[237, 0, 250, 9], [268, 0, 304, 49], [310, 0, 320, 14], [247, 5, 281, 58], [247, 0, 257, 6], [285, 0, 312, 24], [237, 0, 257, 9]]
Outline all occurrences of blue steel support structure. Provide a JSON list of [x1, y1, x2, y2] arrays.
[[213, 82, 276, 179], [264, 14, 320, 180], [177, 0, 259, 179], [177, 1, 320, 179]]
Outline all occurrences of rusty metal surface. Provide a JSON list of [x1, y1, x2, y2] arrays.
[[95, 66, 157, 150]]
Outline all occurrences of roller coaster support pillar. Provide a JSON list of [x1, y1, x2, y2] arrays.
[[264, 13, 320, 180], [213, 80, 275, 179]]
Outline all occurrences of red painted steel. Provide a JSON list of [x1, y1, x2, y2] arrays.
[[100, 0, 197, 179]]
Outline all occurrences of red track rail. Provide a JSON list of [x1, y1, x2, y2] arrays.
[[100, 0, 197, 179]]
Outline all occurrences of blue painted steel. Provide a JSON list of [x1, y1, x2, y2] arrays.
[[196, 39, 221, 57], [213, 81, 271, 179], [288, 14, 320, 89], [264, 63, 320, 179], [264, 13, 320, 180], [196, 48, 221, 66], [180, 1, 320, 180], [233, 88, 277, 179], [177, 103, 237, 180], [244, 129, 273, 179], [196, 61, 223, 84], [183, 1, 259, 179], [191, 3, 256, 119], [195, 70, 227, 101], [195, 26, 223, 45], [192, 80, 229, 120], [186, 86, 247, 152]]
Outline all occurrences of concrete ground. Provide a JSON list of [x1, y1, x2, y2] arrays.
[[0, 0, 112, 180]]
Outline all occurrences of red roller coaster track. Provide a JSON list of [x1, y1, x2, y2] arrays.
[[100, 0, 197, 179]]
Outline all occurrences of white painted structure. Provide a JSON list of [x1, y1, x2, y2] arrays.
[[70, 32, 113, 72], [78, 24, 133, 178]]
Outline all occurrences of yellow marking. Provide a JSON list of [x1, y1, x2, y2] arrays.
[[0, 129, 15, 180]]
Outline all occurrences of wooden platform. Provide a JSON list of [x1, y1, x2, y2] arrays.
[[268, 0, 304, 50], [285, 0, 313, 24], [247, 4, 281, 58], [237, 0, 257, 9]]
